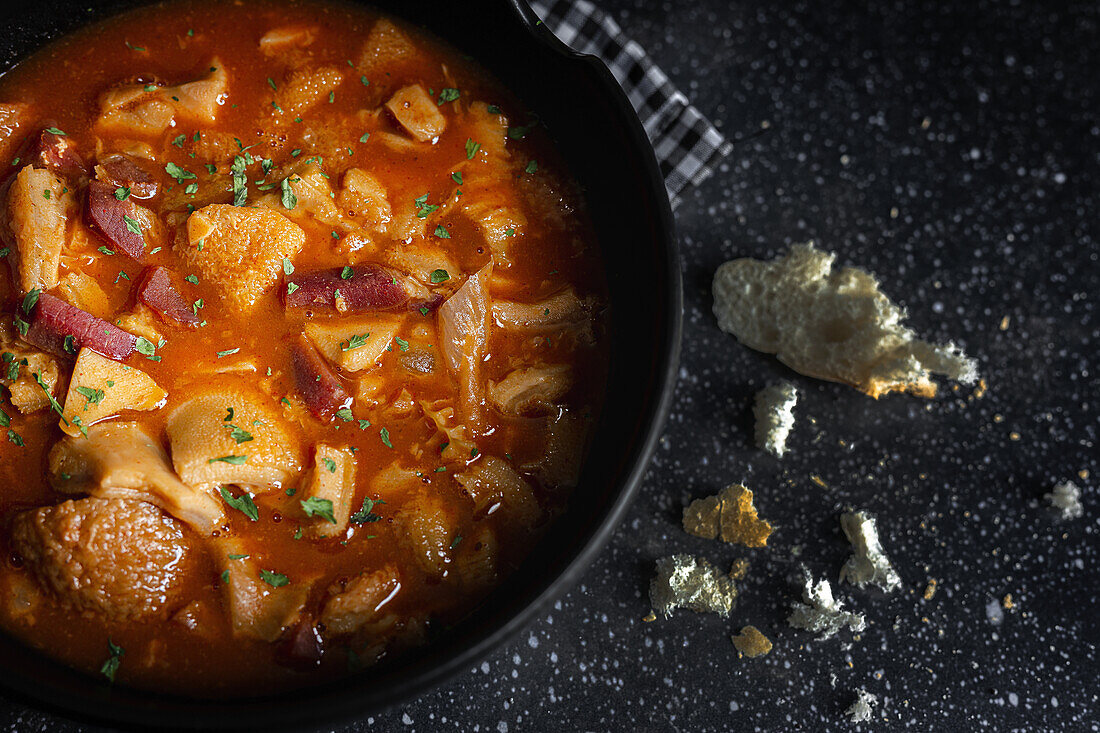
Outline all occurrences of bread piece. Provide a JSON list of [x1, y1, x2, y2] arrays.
[[753, 381, 797, 456], [787, 569, 865, 639], [838, 511, 901, 592], [649, 554, 737, 618], [1044, 481, 1083, 519], [682, 484, 773, 547], [712, 243, 978, 398], [845, 689, 877, 723]]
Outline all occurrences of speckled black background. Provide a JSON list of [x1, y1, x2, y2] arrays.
[[3, 0, 1098, 730]]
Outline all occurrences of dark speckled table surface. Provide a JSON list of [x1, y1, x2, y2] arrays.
[[3, 0, 1098, 731]]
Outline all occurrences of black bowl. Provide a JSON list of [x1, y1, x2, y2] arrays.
[[0, 0, 681, 728]]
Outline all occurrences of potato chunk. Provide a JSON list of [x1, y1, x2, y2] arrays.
[[304, 444, 357, 538], [59, 348, 167, 436], [385, 85, 445, 142], [179, 204, 305, 310], [47, 421, 224, 534], [304, 314, 403, 373], [5, 165, 68, 293], [167, 382, 303, 491]]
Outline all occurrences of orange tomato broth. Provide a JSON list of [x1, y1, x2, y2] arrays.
[[0, 0, 607, 695]]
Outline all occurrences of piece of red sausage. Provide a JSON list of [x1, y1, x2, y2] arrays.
[[23, 292, 137, 360], [291, 335, 352, 422]]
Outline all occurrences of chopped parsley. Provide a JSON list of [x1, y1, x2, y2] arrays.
[[379, 427, 393, 448], [429, 269, 450, 284], [43, 126, 67, 136], [525, 160, 538, 174], [216, 347, 240, 358], [341, 333, 369, 351], [164, 162, 196, 183], [113, 186, 130, 201], [135, 337, 156, 356], [301, 496, 336, 524], [464, 138, 481, 159], [280, 177, 297, 209], [437, 87, 460, 104], [433, 224, 451, 239], [226, 424, 253, 443], [218, 486, 258, 520], [394, 336, 409, 352], [99, 639, 124, 683], [74, 386, 106, 407], [209, 454, 247, 465], [259, 569, 289, 587], [22, 288, 40, 315], [282, 258, 294, 275], [350, 497, 385, 524]]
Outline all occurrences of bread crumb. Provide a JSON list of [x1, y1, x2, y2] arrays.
[[649, 554, 737, 618], [682, 484, 773, 547], [712, 242, 978, 398], [753, 381, 798, 457], [1002, 593, 1014, 610], [729, 558, 751, 580], [810, 474, 828, 488], [839, 511, 901, 592], [788, 569, 866, 639], [922, 579, 938, 600], [731, 625, 772, 658], [845, 688, 877, 723], [1044, 481, 1083, 519], [972, 379, 987, 399], [641, 611, 657, 622], [999, 315, 1010, 330]]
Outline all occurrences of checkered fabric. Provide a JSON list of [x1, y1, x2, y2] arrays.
[[529, 0, 731, 206]]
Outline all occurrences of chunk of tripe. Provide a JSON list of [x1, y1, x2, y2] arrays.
[[179, 204, 305, 310], [681, 484, 773, 548], [6, 165, 68, 293], [167, 382, 302, 492], [60, 348, 166, 437], [488, 364, 573, 415], [712, 242, 978, 398], [47, 421, 224, 534], [96, 59, 228, 136], [304, 444, 357, 539], [304, 314, 403, 373], [213, 537, 313, 642], [384, 85, 445, 142]]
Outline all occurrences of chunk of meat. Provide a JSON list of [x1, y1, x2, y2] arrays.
[[320, 565, 401, 637], [21, 126, 87, 180], [167, 382, 303, 491], [303, 444, 357, 539], [385, 85, 445, 142], [273, 66, 344, 118], [97, 59, 228, 136], [356, 19, 421, 78], [179, 204, 305, 310], [338, 168, 391, 235], [95, 154, 158, 199], [275, 618, 324, 670], [456, 456, 540, 526], [136, 266, 201, 326], [453, 525, 498, 593], [437, 262, 493, 432], [24, 293, 138, 361], [10, 497, 190, 620], [491, 287, 591, 331], [488, 364, 573, 415], [5, 165, 68, 293], [214, 538, 312, 642], [85, 179, 164, 261], [59, 348, 167, 436], [0, 103, 32, 162], [283, 264, 411, 312], [397, 489, 456, 578], [282, 162, 342, 227], [47, 422, 224, 534], [383, 241, 461, 287], [465, 102, 510, 160], [522, 409, 590, 489], [460, 179, 527, 267], [55, 271, 113, 320], [304, 314, 402, 373], [0, 316, 62, 414], [291, 335, 352, 422], [0, 571, 42, 625], [418, 398, 477, 463], [259, 25, 317, 55]]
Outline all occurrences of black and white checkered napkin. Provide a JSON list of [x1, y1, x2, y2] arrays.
[[529, 0, 731, 206]]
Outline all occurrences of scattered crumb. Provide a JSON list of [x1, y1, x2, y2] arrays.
[[972, 379, 987, 399], [922, 579, 938, 600], [731, 626, 773, 658], [753, 381, 798, 457], [787, 569, 866, 639], [1044, 481, 1084, 519], [641, 611, 656, 623], [810, 474, 828, 489], [1080, 469, 1090, 480], [845, 688, 877, 723], [649, 554, 738, 618], [999, 315, 1010, 330], [729, 558, 751, 580], [838, 511, 901, 592], [682, 484, 773, 547], [1002, 593, 1014, 610], [1009, 431, 1020, 441], [711, 242, 978, 398]]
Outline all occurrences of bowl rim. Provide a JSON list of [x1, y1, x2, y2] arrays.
[[0, 0, 683, 727]]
